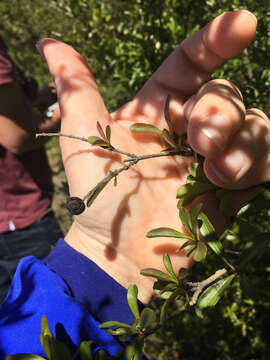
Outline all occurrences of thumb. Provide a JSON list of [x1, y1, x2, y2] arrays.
[[35, 38, 110, 137]]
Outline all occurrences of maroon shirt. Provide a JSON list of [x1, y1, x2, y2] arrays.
[[0, 36, 53, 232]]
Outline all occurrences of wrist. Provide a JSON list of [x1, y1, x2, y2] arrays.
[[65, 222, 156, 304]]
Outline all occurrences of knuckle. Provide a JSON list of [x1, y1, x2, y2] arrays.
[[246, 108, 269, 123]]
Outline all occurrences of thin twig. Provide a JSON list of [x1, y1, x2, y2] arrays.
[[36, 132, 189, 159], [82, 149, 189, 204], [36, 131, 193, 206], [36, 132, 90, 143], [123, 151, 183, 162], [187, 268, 227, 306], [110, 147, 137, 158], [82, 159, 137, 202], [37, 132, 138, 157]]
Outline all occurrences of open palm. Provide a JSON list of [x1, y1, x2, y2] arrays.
[[37, 10, 270, 301]]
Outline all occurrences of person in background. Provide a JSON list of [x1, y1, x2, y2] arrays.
[[0, 10, 269, 359], [0, 35, 63, 303]]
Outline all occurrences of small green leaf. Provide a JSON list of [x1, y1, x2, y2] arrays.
[[40, 335, 72, 360], [140, 268, 177, 283], [192, 242, 207, 262], [198, 212, 222, 256], [188, 162, 208, 182], [40, 334, 53, 360], [179, 239, 196, 251], [6, 355, 46, 360], [87, 172, 114, 207], [177, 182, 216, 200], [146, 227, 193, 240], [40, 316, 52, 337], [105, 125, 111, 143], [189, 203, 203, 235], [107, 328, 130, 336], [40, 316, 53, 360], [195, 274, 236, 318], [186, 174, 196, 184], [178, 207, 193, 236], [127, 285, 140, 321], [236, 203, 251, 217], [124, 340, 144, 360], [95, 349, 110, 360], [140, 308, 157, 330], [79, 341, 93, 360], [130, 123, 163, 135], [40, 316, 72, 360], [188, 162, 199, 178], [160, 298, 170, 325], [87, 136, 108, 147], [185, 245, 196, 257], [177, 195, 197, 209], [154, 281, 177, 292], [160, 292, 175, 325], [153, 281, 178, 298], [177, 196, 197, 208], [99, 321, 132, 329], [237, 193, 270, 217], [163, 254, 177, 280]]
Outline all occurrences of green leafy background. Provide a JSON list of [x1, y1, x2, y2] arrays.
[[0, 1, 269, 359]]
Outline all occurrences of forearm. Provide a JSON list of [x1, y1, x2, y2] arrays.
[[0, 82, 60, 154]]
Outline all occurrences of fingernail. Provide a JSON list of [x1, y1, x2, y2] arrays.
[[240, 10, 257, 25], [35, 39, 46, 60], [199, 113, 228, 151]]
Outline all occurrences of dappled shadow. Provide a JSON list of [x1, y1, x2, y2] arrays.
[[106, 176, 140, 260], [153, 243, 186, 256], [64, 145, 121, 167], [105, 160, 188, 260]]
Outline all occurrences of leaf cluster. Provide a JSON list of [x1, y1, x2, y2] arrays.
[[100, 284, 158, 359], [130, 95, 194, 156]]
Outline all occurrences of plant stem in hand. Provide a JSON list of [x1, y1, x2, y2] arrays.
[[36, 132, 193, 212]]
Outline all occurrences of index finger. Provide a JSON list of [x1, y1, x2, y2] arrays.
[[123, 10, 257, 125]]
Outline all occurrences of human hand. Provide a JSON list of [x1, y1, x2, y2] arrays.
[[36, 10, 270, 302]]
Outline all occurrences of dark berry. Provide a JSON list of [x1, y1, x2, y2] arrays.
[[66, 197, 85, 215]]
